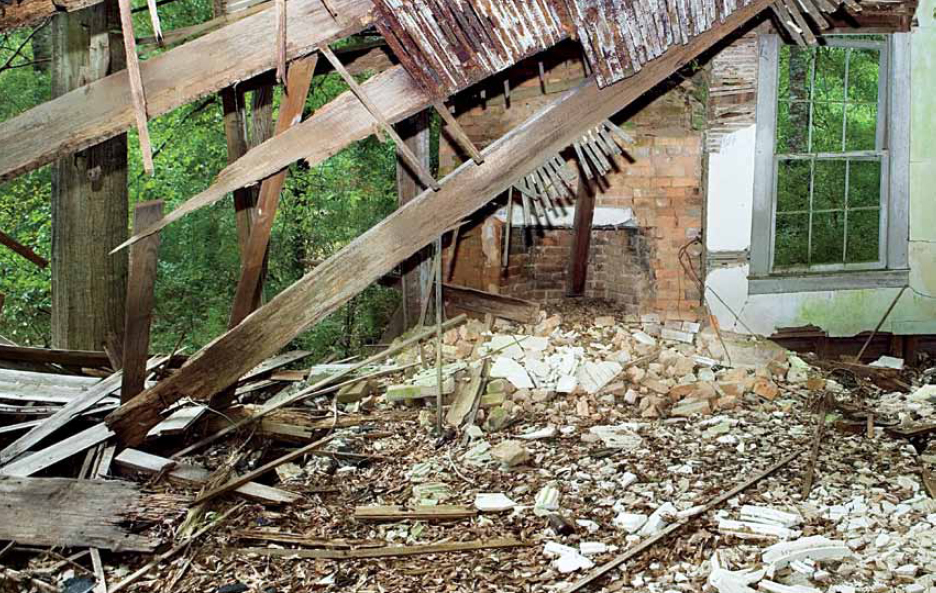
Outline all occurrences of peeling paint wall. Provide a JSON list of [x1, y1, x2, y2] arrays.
[[705, 4, 936, 338]]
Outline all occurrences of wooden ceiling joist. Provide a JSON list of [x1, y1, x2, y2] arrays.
[[0, 0, 375, 183], [105, 0, 781, 446]]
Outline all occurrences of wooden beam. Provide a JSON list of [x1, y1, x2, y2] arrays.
[[443, 283, 540, 324], [432, 100, 483, 165], [236, 538, 527, 560], [567, 170, 596, 296], [105, 0, 777, 446], [396, 110, 432, 331], [114, 66, 428, 251], [114, 448, 300, 504], [0, 229, 48, 268], [319, 45, 440, 191], [121, 201, 163, 402], [0, 422, 114, 477], [192, 434, 335, 505], [0, 345, 109, 367], [0, 356, 164, 465], [0, 0, 374, 183], [229, 55, 318, 328], [0, 477, 161, 552], [116, 0, 156, 174]]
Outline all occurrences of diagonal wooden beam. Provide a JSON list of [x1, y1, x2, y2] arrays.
[[113, 65, 429, 252], [319, 45, 440, 191], [116, 0, 156, 174], [432, 100, 484, 165], [0, 0, 374, 183], [0, 230, 48, 268], [105, 0, 778, 447], [228, 55, 319, 329]]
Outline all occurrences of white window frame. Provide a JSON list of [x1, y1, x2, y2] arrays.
[[749, 33, 910, 294]]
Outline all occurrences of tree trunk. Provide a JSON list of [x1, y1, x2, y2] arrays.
[[50, 4, 129, 350]]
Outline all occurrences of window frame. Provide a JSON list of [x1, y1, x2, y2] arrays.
[[749, 33, 910, 295]]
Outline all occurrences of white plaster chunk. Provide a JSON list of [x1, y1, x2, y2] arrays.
[[543, 542, 594, 573], [534, 482, 560, 516], [518, 425, 557, 440], [556, 375, 578, 393], [762, 536, 852, 571], [639, 502, 677, 536], [740, 505, 803, 527], [588, 425, 643, 449], [613, 512, 648, 533], [474, 493, 516, 512], [490, 357, 534, 389], [757, 581, 821, 593], [577, 361, 623, 394]]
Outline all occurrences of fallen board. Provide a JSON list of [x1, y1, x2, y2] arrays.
[[106, 0, 775, 445], [0, 0, 374, 182], [0, 476, 160, 552], [0, 345, 110, 368], [114, 448, 300, 505], [235, 538, 527, 560], [354, 505, 477, 522], [0, 423, 114, 477], [443, 283, 540, 324]]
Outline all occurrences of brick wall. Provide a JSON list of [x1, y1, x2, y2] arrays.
[[438, 41, 706, 320]]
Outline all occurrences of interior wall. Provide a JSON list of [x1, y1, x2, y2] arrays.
[[704, 3, 936, 338]]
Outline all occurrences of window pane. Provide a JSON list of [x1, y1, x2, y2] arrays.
[[776, 101, 811, 153], [775, 213, 809, 268], [845, 103, 878, 151], [811, 211, 845, 265], [846, 209, 881, 263], [847, 48, 881, 104], [813, 160, 846, 210], [814, 47, 847, 103], [811, 101, 845, 152], [777, 160, 811, 212], [848, 159, 882, 208]]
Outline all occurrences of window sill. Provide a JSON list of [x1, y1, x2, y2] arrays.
[[748, 269, 909, 295]]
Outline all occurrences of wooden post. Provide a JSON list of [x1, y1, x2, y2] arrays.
[[567, 167, 595, 296], [396, 110, 432, 331], [121, 200, 163, 402], [50, 0, 129, 351], [105, 0, 783, 445]]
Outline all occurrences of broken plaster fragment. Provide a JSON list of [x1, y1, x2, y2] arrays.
[[534, 482, 560, 517], [543, 542, 594, 573], [762, 536, 852, 573], [638, 502, 677, 536], [474, 493, 516, 512], [490, 357, 534, 389]]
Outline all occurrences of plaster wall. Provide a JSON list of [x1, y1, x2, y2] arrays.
[[705, 2, 936, 337]]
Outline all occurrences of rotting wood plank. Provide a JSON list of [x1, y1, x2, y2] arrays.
[[0, 356, 165, 465], [0, 423, 114, 477], [433, 100, 484, 164], [446, 360, 485, 428], [229, 55, 319, 328], [0, 0, 375, 183], [0, 229, 48, 268], [0, 368, 105, 388], [114, 66, 426, 250], [114, 448, 300, 504], [106, 0, 777, 446], [443, 283, 540, 324], [235, 538, 527, 560], [0, 476, 160, 552], [568, 170, 596, 296], [221, 86, 255, 262], [193, 434, 336, 505], [0, 345, 109, 368], [121, 201, 163, 402], [116, 0, 156, 174]]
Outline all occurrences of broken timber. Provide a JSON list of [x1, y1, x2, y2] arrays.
[[0, 0, 375, 182], [106, 0, 778, 446], [354, 505, 477, 522], [235, 538, 527, 560], [443, 283, 540, 324], [0, 476, 162, 552]]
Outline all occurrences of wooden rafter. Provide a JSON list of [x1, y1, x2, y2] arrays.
[[116, 0, 156, 174], [105, 0, 781, 446], [319, 45, 441, 191], [432, 100, 484, 165]]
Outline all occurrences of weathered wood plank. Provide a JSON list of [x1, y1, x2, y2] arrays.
[[0, 476, 160, 552], [0, 356, 164, 464], [0, 423, 114, 477], [116, 0, 156, 173], [354, 505, 477, 522], [0, 0, 374, 182], [121, 201, 163, 402], [114, 448, 300, 504], [106, 0, 775, 445], [229, 55, 318, 327], [568, 172, 596, 296], [114, 66, 428, 250], [0, 368, 100, 388], [443, 283, 540, 324], [236, 538, 527, 559], [0, 345, 110, 368]]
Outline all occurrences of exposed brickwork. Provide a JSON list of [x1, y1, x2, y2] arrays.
[[438, 41, 706, 320]]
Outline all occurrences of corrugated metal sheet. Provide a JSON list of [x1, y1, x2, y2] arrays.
[[372, 0, 569, 98]]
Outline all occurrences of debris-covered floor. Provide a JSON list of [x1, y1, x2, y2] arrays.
[[3, 302, 936, 593]]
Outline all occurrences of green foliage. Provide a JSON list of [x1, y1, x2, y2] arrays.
[[773, 39, 884, 271], [0, 17, 400, 359]]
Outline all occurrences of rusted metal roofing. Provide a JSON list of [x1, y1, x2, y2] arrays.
[[372, 0, 569, 98], [375, 0, 866, 95]]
